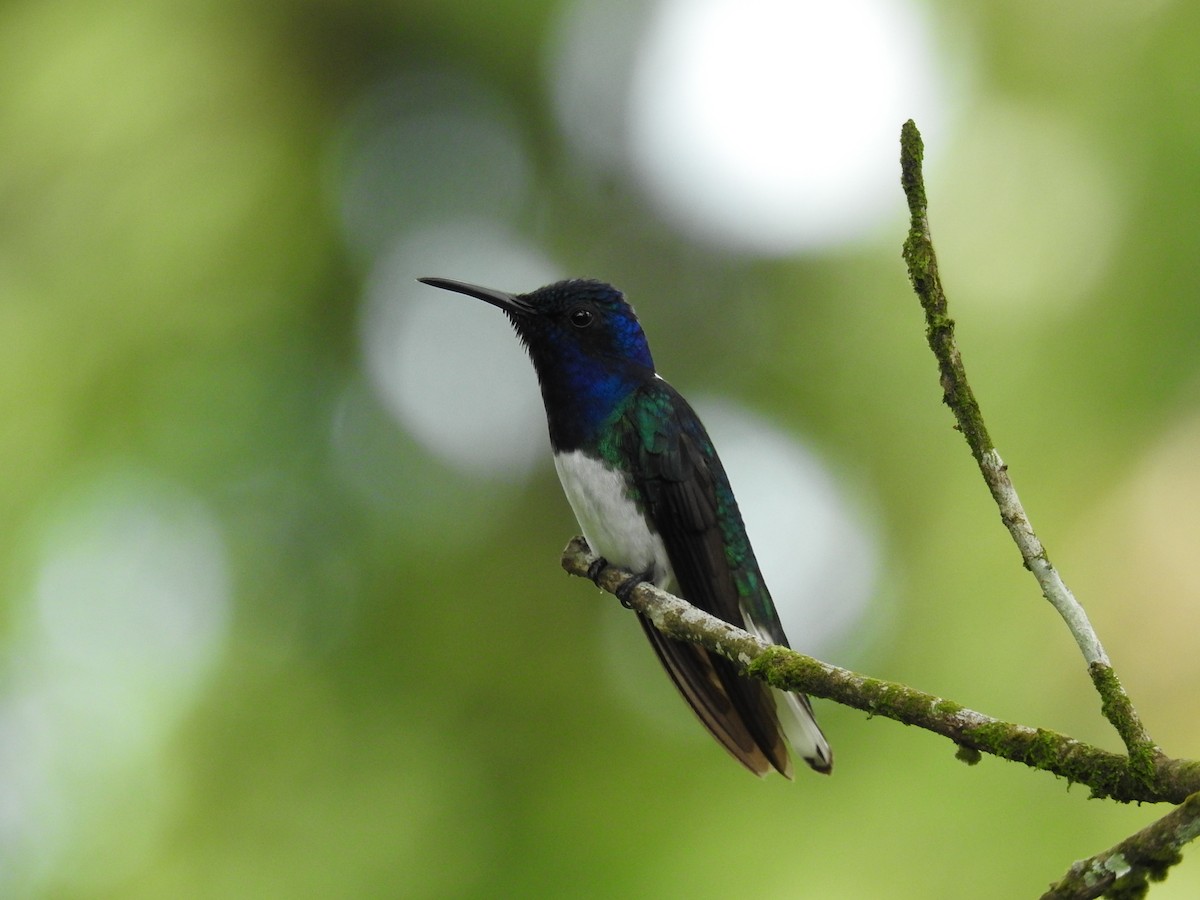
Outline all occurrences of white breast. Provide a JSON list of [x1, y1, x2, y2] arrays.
[[553, 450, 673, 589]]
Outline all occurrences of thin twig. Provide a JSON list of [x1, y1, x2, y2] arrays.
[[561, 538, 1200, 806], [1040, 791, 1200, 899], [897, 120, 1158, 770]]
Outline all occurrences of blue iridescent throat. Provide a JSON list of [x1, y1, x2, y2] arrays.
[[536, 342, 652, 452]]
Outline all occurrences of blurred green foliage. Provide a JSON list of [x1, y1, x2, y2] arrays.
[[1, 0, 1198, 897]]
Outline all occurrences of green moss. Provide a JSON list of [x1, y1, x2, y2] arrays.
[[955, 745, 982, 766], [1104, 871, 1150, 900], [899, 119, 927, 210], [933, 698, 964, 717], [746, 646, 819, 692], [1089, 663, 1159, 790], [964, 722, 1011, 759], [744, 631, 1184, 806]]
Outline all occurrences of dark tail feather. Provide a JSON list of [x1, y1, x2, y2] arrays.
[[638, 615, 794, 778]]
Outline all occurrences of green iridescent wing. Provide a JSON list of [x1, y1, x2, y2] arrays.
[[611, 379, 795, 777]]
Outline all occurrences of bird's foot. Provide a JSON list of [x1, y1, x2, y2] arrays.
[[615, 573, 648, 610], [586, 556, 609, 584], [586, 555, 649, 610]]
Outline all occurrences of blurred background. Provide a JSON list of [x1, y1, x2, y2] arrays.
[[1, 0, 1198, 896]]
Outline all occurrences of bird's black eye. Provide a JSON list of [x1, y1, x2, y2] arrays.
[[569, 307, 594, 328]]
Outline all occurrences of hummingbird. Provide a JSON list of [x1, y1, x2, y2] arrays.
[[418, 276, 832, 777]]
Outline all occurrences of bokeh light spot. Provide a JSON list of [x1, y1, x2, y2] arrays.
[[0, 470, 230, 893], [359, 222, 559, 480], [625, 0, 951, 253], [330, 70, 531, 263]]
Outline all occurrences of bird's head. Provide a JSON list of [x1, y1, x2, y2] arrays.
[[419, 277, 655, 377]]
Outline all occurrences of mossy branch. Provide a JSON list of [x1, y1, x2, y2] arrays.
[[899, 120, 1157, 771], [1040, 790, 1200, 899], [896, 120, 1197, 893], [561, 537, 1200, 807]]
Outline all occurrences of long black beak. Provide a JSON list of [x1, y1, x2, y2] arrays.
[[418, 277, 535, 314]]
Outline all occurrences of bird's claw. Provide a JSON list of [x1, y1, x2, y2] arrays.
[[615, 573, 648, 609], [586, 556, 609, 584]]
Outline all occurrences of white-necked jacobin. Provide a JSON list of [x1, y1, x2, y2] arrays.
[[419, 276, 832, 777]]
